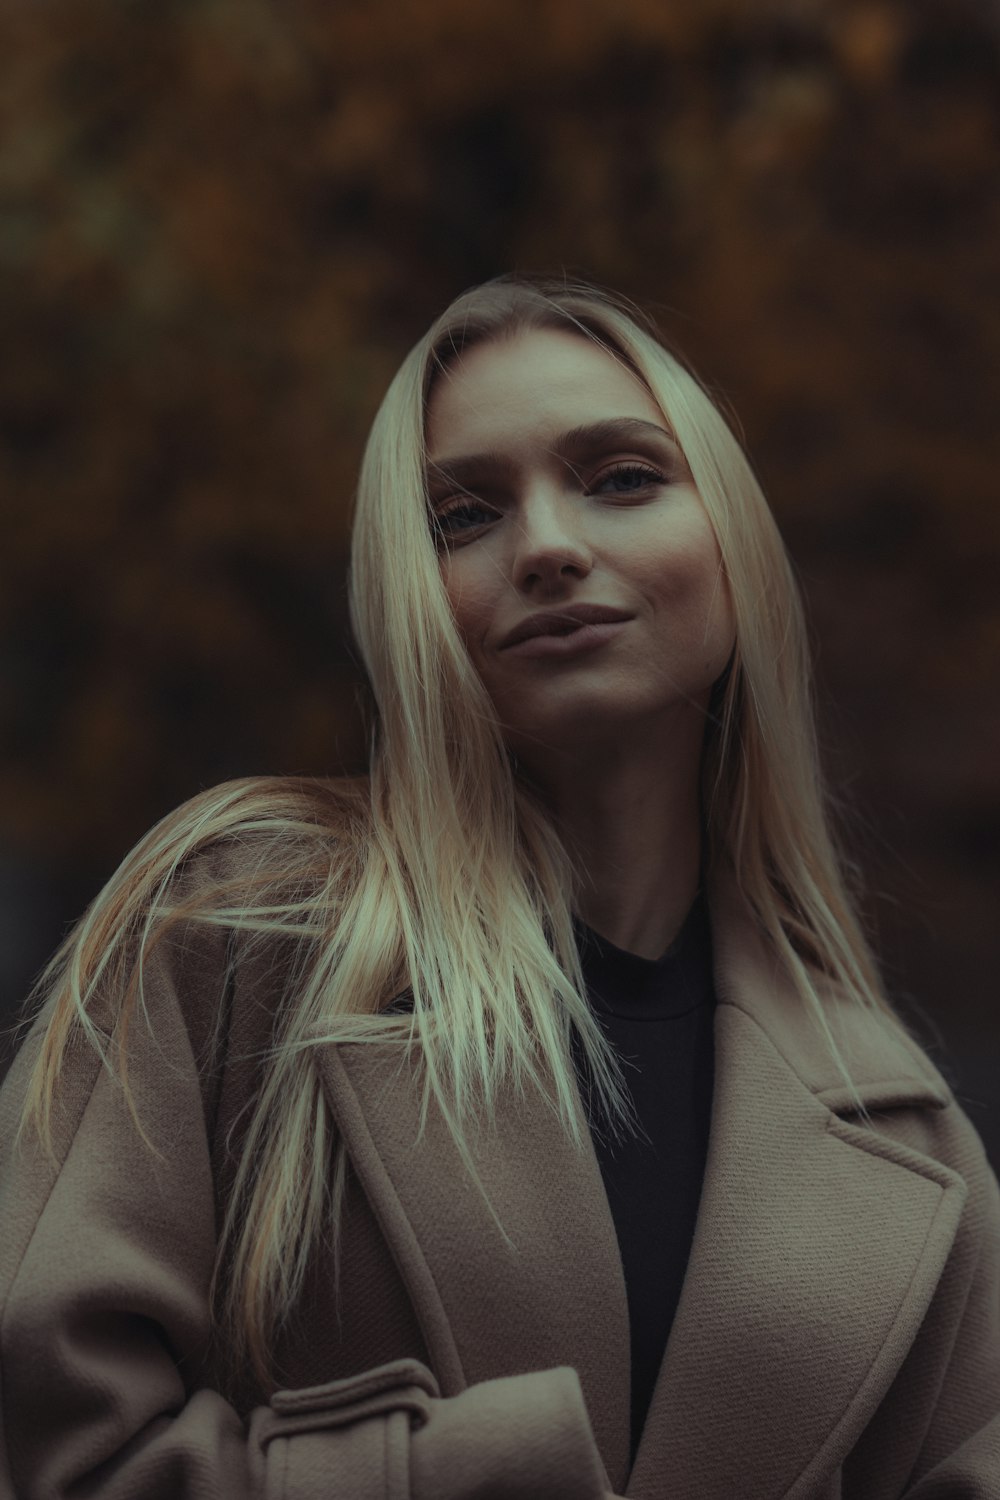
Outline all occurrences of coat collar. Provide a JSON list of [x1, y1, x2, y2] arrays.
[[310, 868, 966, 1499]]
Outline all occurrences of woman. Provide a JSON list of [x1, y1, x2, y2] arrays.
[[1, 274, 997, 1500]]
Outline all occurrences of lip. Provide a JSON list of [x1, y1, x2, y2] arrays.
[[502, 620, 630, 659], [499, 604, 634, 650]]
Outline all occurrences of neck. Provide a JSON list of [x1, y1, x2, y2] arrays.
[[519, 714, 706, 961]]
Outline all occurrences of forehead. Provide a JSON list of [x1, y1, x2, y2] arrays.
[[424, 326, 665, 458]]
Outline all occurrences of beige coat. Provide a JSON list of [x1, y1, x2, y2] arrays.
[[1, 849, 998, 1500]]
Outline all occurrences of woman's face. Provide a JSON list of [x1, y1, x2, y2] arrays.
[[424, 327, 735, 765]]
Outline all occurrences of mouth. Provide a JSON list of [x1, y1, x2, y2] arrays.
[[500, 618, 630, 660], [541, 620, 586, 637], [499, 606, 633, 651]]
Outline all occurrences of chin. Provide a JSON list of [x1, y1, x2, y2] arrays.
[[501, 682, 713, 752]]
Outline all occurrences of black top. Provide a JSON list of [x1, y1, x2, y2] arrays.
[[570, 889, 717, 1471]]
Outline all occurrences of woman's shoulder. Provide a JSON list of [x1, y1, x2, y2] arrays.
[[795, 959, 994, 1195], [127, 772, 373, 905], [9, 774, 374, 1086], [158, 772, 372, 860], [146, 771, 374, 1010]]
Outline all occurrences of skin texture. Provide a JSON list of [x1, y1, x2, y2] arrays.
[[425, 328, 735, 960]]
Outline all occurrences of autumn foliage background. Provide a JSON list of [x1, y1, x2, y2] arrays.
[[1, 0, 998, 1157]]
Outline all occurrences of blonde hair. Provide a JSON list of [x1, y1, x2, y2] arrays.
[[15, 272, 923, 1391]]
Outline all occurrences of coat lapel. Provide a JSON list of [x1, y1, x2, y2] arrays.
[[312, 872, 968, 1500], [313, 1027, 633, 1488]]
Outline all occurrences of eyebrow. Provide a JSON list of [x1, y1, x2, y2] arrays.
[[424, 417, 678, 489]]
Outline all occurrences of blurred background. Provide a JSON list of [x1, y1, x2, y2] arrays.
[[1, 0, 997, 1163]]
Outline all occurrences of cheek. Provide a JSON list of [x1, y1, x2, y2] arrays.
[[441, 559, 494, 651], [641, 534, 721, 605], [699, 558, 735, 648], [697, 559, 736, 664], [642, 536, 734, 648]]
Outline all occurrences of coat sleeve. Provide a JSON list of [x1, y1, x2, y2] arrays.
[[0, 922, 611, 1500], [898, 1126, 1000, 1500]]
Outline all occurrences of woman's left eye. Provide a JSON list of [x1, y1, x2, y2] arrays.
[[591, 462, 665, 494]]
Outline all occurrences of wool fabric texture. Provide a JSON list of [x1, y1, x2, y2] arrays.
[[1, 842, 998, 1498]]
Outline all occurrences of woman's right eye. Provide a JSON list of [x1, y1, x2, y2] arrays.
[[431, 499, 496, 540]]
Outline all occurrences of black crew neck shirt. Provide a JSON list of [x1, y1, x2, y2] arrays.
[[570, 889, 717, 1470]]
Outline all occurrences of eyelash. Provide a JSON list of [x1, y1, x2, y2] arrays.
[[430, 461, 667, 540]]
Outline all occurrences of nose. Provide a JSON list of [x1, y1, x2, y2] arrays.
[[510, 485, 593, 592]]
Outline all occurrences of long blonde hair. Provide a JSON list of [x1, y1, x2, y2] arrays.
[[15, 272, 922, 1391]]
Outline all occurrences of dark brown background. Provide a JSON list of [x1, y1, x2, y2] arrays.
[[2, 0, 997, 1164]]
